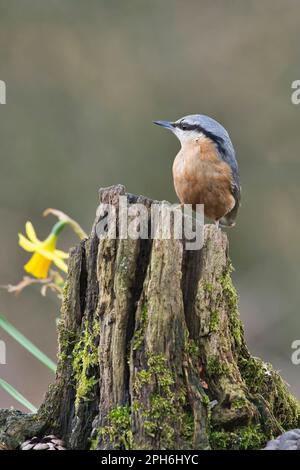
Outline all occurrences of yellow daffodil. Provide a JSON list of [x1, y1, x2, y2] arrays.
[[18, 221, 69, 279]]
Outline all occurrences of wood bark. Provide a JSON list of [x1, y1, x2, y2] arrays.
[[1, 184, 299, 450]]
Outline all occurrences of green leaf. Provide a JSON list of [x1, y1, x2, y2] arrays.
[[0, 315, 56, 372], [0, 378, 37, 413]]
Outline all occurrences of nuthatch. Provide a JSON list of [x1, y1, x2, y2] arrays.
[[154, 114, 241, 227]]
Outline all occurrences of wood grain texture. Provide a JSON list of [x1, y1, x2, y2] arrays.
[[0, 185, 299, 450]]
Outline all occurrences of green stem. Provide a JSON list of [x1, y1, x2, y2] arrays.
[[51, 220, 67, 237], [0, 378, 37, 413], [0, 315, 56, 372]]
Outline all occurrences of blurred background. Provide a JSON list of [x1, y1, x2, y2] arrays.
[[0, 0, 300, 410]]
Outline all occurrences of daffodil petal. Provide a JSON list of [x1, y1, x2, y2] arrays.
[[37, 258, 51, 279], [18, 234, 36, 252], [53, 257, 68, 273], [54, 249, 69, 259], [24, 253, 51, 279], [33, 245, 55, 260], [25, 221, 39, 244], [24, 253, 39, 276]]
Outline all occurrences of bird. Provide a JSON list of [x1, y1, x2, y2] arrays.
[[153, 114, 241, 227]]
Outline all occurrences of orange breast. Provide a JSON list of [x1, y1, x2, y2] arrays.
[[172, 137, 235, 221]]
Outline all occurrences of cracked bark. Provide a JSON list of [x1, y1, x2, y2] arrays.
[[1, 185, 299, 450]]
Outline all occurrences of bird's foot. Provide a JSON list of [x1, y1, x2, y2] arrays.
[[173, 203, 184, 212]]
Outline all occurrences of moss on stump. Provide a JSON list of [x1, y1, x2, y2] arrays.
[[1, 185, 299, 450]]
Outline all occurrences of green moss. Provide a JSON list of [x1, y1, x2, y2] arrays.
[[132, 400, 140, 412], [143, 393, 175, 444], [135, 354, 175, 392], [203, 281, 214, 294], [132, 329, 144, 351], [141, 304, 148, 323], [210, 424, 265, 450], [57, 281, 79, 365], [135, 368, 152, 388], [239, 356, 269, 394], [220, 263, 243, 349], [181, 412, 194, 444], [134, 353, 192, 449], [206, 356, 230, 378], [132, 304, 148, 351], [202, 394, 210, 407], [184, 331, 200, 358], [239, 355, 300, 429], [231, 397, 247, 410], [56, 320, 77, 365], [209, 310, 220, 332], [90, 429, 101, 451], [271, 370, 300, 428], [61, 280, 70, 310], [72, 318, 99, 409], [93, 406, 134, 450]]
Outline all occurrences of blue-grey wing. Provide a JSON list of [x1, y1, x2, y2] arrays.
[[217, 139, 241, 226]]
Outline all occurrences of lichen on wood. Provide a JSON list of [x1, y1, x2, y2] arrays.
[[0, 184, 299, 450]]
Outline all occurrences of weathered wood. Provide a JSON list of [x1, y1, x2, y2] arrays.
[[1, 184, 299, 450]]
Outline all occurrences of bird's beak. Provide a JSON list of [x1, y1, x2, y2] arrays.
[[153, 120, 175, 131]]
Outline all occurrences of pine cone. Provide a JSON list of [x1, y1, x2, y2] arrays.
[[264, 429, 300, 450], [0, 442, 11, 450], [20, 435, 66, 450]]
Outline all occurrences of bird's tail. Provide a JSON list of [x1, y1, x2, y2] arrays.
[[219, 198, 240, 227], [219, 216, 236, 228]]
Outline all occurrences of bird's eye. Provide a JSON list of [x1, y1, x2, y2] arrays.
[[180, 122, 187, 130]]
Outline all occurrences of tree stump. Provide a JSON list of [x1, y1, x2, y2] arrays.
[[1, 184, 300, 450]]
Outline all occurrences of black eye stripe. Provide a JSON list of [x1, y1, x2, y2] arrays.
[[174, 122, 198, 131], [174, 122, 226, 155]]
